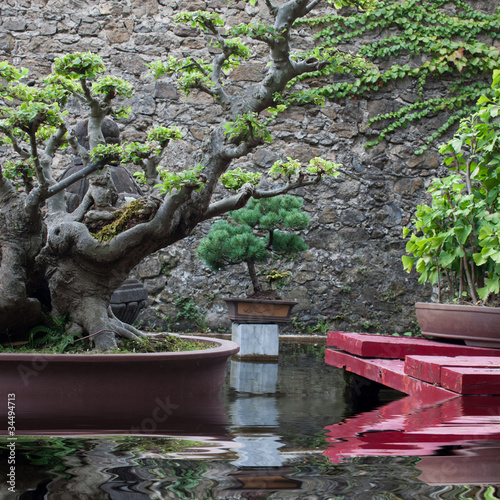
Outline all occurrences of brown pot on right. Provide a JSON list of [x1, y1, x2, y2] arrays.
[[415, 302, 500, 348]]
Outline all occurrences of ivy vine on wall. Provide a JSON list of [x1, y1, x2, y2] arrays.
[[291, 0, 500, 154]]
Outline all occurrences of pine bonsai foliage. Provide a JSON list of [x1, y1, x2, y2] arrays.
[[197, 195, 310, 295]]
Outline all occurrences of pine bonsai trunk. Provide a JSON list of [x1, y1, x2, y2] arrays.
[[245, 259, 262, 294]]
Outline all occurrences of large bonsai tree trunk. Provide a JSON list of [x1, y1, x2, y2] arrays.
[[39, 214, 153, 350], [0, 178, 45, 335], [46, 259, 127, 351]]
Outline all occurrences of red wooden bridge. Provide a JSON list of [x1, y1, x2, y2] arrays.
[[326, 331, 500, 403], [324, 332, 500, 481]]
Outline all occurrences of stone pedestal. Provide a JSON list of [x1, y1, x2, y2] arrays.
[[230, 359, 278, 394], [231, 323, 279, 360]]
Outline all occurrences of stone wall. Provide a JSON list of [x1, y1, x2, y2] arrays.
[[1, 0, 496, 334]]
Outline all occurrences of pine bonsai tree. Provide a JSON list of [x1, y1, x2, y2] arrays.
[[197, 195, 310, 297]]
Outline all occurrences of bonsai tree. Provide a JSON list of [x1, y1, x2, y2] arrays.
[[0, 2, 350, 350], [5, 0, 495, 349], [197, 195, 311, 298], [402, 71, 500, 305]]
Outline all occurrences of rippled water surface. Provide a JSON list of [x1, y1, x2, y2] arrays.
[[1, 344, 500, 499]]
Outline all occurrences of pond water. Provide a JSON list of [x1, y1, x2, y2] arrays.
[[1, 344, 500, 499]]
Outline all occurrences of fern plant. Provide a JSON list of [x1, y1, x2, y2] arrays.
[[28, 315, 77, 353]]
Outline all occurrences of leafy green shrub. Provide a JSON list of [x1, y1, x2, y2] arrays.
[[403, 71, 500, 305]]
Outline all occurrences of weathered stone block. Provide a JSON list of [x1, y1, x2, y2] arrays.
[[0, 34, 14, 53], [232, 323, 279, 359], [105, 22, 132, 44], [136, 258, 162, 279], [154, 82, 178, 100], [41, 23, 58, 35], [231, 63, 266, 82], [132, 0, 159, 18], [394, 177, 424, 196], [132, 96, 157, 115], [329, 121, 358, 138], [4, 19, 27, 32]]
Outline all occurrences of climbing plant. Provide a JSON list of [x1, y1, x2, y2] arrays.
[[291, 0, 500, 153]]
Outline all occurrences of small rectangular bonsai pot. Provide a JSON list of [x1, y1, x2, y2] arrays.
[[223, 297, 297, 324]]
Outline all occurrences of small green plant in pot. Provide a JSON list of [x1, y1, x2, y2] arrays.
[[402, 71, 500, 346], [197, 194, 310, 299]]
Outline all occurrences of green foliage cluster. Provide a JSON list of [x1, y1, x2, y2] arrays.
[[403, 71, 500, 304], [223, 105, 288, 149], [155, 164, 205, 195], [197, 195, 310, 293], [269, 156, 340, 180], [91, 75, 133, 99], [27, 315, 76, 353], [148, 56, 215, 96], [54, 52, 105, 79], [174, 296, 203, 323], [89, 126, 182, 166], [295, 0, 500, 153], [224, 111, 274, 145], [198, 219, 269, 271], [3, 158, 35, 191], [220, 167, 262, 191]]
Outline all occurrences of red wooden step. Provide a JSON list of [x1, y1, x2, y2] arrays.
[[325, 348, 457, 404], [327, 331, 500, 359], [405, 355, 500, 384], [441, 366, 500, 395]]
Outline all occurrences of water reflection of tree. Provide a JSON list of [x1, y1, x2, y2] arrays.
[[0, 437, 218, 498], [2, 440, 499, 498]]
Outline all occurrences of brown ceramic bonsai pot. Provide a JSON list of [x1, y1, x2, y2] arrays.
[[415, 302, 500, 348], [223, 297, 297, 324], [0, 336, 239, 434]]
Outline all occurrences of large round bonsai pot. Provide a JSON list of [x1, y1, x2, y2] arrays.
[[0, 336, 239, 434], [223, 297, 297, 324], [416, 302, 500, 348]]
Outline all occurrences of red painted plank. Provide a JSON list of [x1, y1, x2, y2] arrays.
[[327, 331, 500, 359], [325, 348, 457, 404], [327, 331, 341, 347], [405, 355, 500, 384], [441, 367, 500, 395]]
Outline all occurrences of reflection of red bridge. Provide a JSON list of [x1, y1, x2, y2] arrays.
[[324, 332, 500, 482], [323, 394, 500, 483]]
